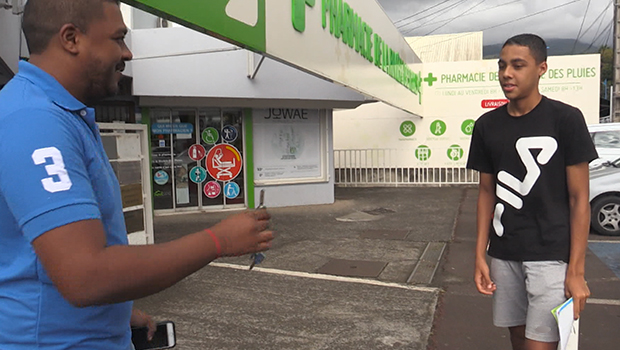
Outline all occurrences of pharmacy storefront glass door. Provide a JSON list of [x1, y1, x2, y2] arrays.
[[151, 108, 246, 212]]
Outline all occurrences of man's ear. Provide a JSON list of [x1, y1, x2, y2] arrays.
[[58, 23, 81, 55], [539, 61, 548, 78]]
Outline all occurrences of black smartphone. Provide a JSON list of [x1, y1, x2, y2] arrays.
[[131, 321, 176, 350]]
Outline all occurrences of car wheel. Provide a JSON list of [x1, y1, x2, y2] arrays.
[[591, 195, 620, 236]]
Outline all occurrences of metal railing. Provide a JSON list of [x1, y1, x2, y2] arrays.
[[334, 149, 479, 186]]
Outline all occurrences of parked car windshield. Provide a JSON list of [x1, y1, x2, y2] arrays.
[[591, 131, 620, 149]]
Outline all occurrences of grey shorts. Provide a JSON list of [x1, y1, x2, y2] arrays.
[[490, 258, 568, 343]]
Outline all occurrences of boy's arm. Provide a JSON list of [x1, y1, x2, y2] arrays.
[[565, 162, 592, 319], [474, 172, 497, 295]]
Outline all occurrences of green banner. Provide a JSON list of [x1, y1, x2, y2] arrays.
[[122, 0, 266, 52]]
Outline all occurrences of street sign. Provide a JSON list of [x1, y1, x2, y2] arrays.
[[206, 144, 243, 182]]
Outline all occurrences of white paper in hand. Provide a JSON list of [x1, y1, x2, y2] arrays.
[[552, 298, 577, 350]]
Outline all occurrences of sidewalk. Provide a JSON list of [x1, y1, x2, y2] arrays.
[[429, 188, 620, 350]]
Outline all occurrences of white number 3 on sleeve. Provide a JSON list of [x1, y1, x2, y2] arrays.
[[31, 147, 73, 193]]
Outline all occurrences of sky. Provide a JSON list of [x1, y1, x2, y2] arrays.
[[377, 0, 614, 47]]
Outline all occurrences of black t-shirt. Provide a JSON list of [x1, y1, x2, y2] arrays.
[[466, 96, 598, 262]]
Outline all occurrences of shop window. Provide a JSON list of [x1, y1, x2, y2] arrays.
[[151, 108, 245, 211]]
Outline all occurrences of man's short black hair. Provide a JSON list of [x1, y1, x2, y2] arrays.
[[22, 0, 121, 55], [502, 34, 547, 64]]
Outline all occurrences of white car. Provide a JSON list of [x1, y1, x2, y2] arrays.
[[589, 157, 620, 236], [588, 123, 620, 168]]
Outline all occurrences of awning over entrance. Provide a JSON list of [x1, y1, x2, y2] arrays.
[[121, 0, 423, 116]]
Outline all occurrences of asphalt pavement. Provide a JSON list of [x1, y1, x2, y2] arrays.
[[133, 187, 620, 350]]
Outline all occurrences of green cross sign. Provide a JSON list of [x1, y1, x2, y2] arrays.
[[424, 73, 437, 87]]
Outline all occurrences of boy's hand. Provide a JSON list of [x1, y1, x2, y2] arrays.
[[565, 274, 590, 320], [474, 259, 496, 295]]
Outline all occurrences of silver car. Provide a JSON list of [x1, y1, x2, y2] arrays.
[[589, 158, 620, 236]]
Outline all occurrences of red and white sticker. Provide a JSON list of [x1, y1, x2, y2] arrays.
[[188, 144, 206, 161], [206, 144, 243, 182], [481, 99, 509, 109], [204, 181, 221, 199]]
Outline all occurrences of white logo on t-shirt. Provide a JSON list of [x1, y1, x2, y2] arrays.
[[32, 147, 73, 193], [493, 136, 557, 236]]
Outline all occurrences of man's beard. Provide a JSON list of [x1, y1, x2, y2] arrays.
[[84, 60, 119, 105]]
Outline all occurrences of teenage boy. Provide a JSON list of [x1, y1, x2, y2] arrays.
[[466, 33, 597, 350]]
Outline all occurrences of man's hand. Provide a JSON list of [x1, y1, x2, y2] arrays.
[[565, 273, 590, 320], [209, 208, 274, 257], [130, 308, 156, 341], [474, 258, 496, 295]]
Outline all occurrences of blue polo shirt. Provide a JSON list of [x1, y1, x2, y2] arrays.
[[0, 61, 132, 349]]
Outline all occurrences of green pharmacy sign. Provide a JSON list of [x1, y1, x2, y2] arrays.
[[447, 144, 464, 161], [400, 120, 416, 137], [430, 120, 446, 136], [123, 0, 267, 52], [416, 145, 431, 161], [292, 0, 316, 32], [122, 0, 423, 113], [320, 0, 422, 101], [461, 119, 474, 136]]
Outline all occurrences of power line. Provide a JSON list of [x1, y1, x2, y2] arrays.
[[398, 0, 468, 30], [480, 0, 584, 32], [594, 20, 613, 49], [401, 0, 469, 34], [581, 0, 614, 52], [406, 0, 521, 31], [584, 19, 614, 53], [580, 0, 614, 40], [425, 0, 487, 36], [393, 0, 452, 25], [605, 27, 611, 47], [410, 0, 584, 51], [572, 0, 592, 53]]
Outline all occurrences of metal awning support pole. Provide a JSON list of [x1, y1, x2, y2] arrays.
[[247, 52, 266, 80]]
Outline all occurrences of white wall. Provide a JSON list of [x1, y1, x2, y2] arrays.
[[0, 9, 24, 73], [255, 110, 335, 208]]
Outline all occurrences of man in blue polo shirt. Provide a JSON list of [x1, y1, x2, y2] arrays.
[[0, 1, 274, 349]]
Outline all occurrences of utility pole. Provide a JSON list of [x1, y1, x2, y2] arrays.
[[613, 0, 620, 122]]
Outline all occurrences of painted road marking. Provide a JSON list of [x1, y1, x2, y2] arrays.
[[209, 262, 439, 293], [587, 298, 620, 306]]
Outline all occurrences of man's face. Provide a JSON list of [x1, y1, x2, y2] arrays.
[[80, 2, 132, 103], [498, 44, 547, 101]]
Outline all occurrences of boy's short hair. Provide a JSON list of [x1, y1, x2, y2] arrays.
[[22, 0, 121, 55], [502, 34, 547, 64]]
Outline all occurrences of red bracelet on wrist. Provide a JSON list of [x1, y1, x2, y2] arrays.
[[205, 229, 221, 258]]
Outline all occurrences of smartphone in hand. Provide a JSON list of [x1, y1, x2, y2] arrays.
[[131, 321, 176, 350]]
